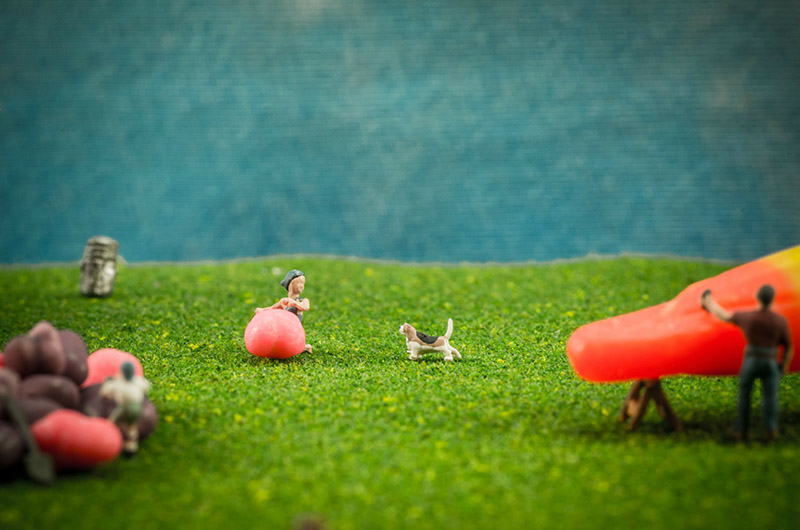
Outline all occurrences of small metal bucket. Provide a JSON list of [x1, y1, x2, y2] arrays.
[[80, 236, 119, 297]]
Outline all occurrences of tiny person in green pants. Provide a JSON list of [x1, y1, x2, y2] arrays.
[[701, 285, 793, 442]]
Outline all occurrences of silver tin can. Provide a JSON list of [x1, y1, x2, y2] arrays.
[[80, 236, 119, 297]]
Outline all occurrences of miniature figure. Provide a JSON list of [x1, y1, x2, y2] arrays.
[[256, 269, 312, 353], [701, 285, 793, 442], [399, 318, 461, 361], [80, 236, 119, 297], [99, 361, 151, 453]]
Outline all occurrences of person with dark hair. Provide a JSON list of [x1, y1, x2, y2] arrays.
[[701, 284, 793, 442], [100, 361, 151, 453], [255, 269, 312, 353]]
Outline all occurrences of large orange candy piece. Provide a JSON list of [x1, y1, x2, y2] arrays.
[[567, 245, 800, 382], [244, 309, 306, 359], [31, 409, 122, 470], [82, 348, 144, 388]]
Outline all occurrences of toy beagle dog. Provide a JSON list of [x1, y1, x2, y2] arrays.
[[399, 318, 462, 361]]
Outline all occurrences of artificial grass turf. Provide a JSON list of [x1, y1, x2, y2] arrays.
[[1, 256, 799, 530]]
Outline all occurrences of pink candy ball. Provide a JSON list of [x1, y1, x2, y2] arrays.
[[82, 348, 144, 388], [244, 309, 306, 359], [32, 409, 122, 470]]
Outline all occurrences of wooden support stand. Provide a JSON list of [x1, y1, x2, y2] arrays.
[[619, 379, 683, 432]]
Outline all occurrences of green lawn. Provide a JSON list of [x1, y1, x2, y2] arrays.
[[2, 256, 799, 529]]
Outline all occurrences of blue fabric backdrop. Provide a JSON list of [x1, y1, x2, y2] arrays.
[[2, 0, 799, 263]]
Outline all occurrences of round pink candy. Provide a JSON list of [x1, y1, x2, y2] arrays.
[[244, 309, 306, 359], [82, 348, 144, 388]]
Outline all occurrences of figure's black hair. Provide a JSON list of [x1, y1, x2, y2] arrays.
[[280, 269, 305, 291], [757, 284, 775, 307]]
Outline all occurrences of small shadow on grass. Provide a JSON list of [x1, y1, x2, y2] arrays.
[[407, 357, 469, 364], [568, 405, 800, 445], [0, 465, 29, 485], [0, 459, 124, 486], [243, 355, 305, 366]]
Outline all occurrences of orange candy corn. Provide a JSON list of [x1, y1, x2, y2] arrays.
[[567, 245, 800, 382]]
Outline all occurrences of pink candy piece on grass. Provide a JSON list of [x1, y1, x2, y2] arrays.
[[32, 409, 122, 470], [82, 348, 144, 388], [244, 309, 306, 359]]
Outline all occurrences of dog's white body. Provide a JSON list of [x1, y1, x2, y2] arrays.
[[399, 318, 462, 361]]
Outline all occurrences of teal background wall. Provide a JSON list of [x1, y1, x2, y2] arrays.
[[2, 0, 799, 263]]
